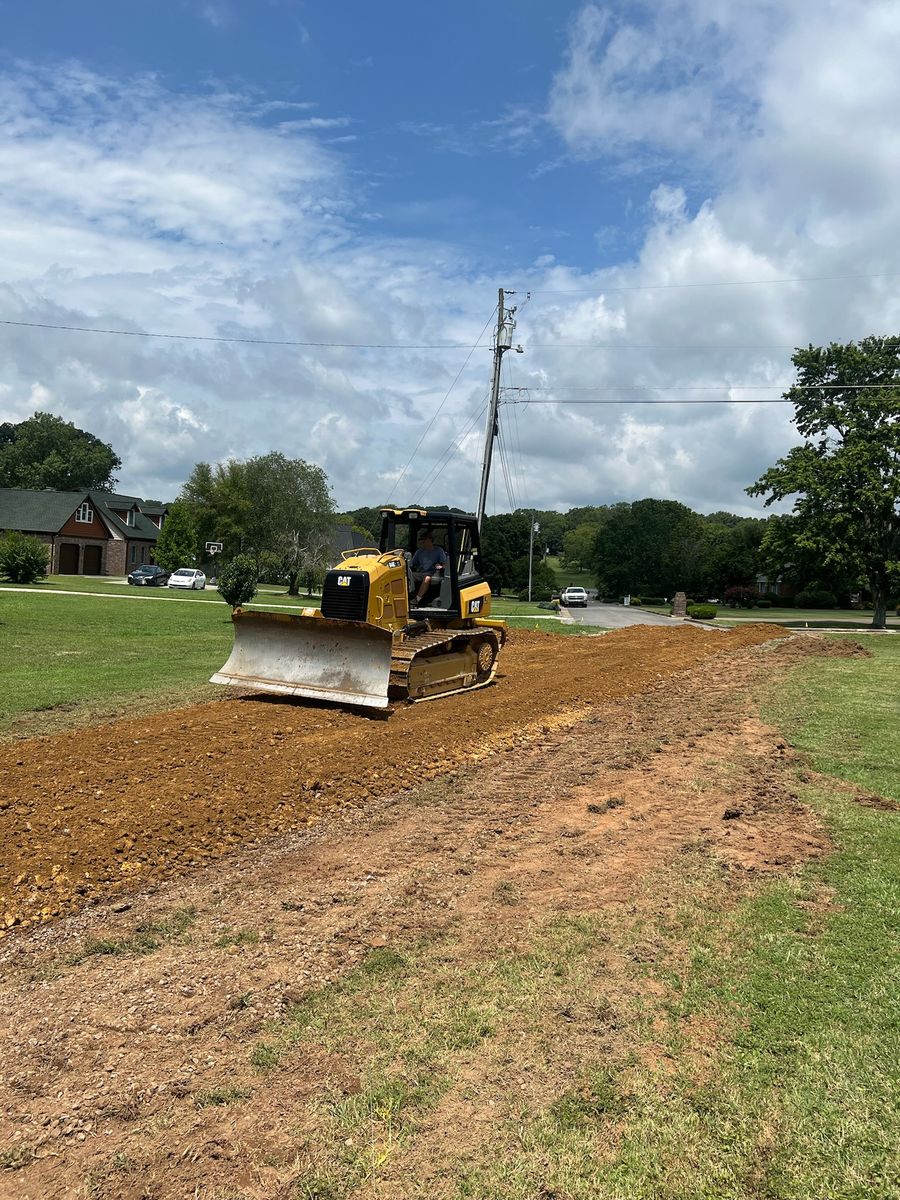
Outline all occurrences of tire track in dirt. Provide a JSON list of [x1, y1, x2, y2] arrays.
[[0, 625, 787, 934]]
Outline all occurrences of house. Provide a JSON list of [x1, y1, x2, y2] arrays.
[[755, 572, 798, 600], [0, 488, 169, 577]]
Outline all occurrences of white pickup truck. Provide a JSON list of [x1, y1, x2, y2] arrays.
[[560, 586, 588, 608]]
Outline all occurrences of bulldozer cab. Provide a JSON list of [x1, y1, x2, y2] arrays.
[[379, 508, 484, 618]]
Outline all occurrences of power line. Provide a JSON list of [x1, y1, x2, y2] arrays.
[[519, 270, 900, 296], [503, 397, 796, 405], [0, 316, 481, 351], [524, 339, 900, 350], [502, 383, 900, 393], [412, 398, 489, 500], [385, 306, 497, 503], [6, 315, 898, 355]]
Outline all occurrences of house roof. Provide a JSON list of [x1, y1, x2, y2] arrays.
[[0, 488, 89, 533], [331, 524, 372, 555], [0, 488, 168, 542]]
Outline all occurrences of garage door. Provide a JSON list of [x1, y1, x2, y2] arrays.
[[58, 543, 79, 573], [82, 545, 102, 574]]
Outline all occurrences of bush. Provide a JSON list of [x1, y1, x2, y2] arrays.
[[724, 585, 755, 608], [641, 596, 667, 606], [0, 531, 49, 583], [794, 587, 837, 609], [518, 585, 554, 602], [217, 554, 258, 611], [687, 603, 717, 620], [755, 598, 772, 608]]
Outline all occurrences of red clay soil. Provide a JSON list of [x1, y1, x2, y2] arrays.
[[0, 629, 850, 1200], [0, 625, 788, 935]]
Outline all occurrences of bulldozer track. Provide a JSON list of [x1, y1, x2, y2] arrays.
[[389, 627, 501, 701]]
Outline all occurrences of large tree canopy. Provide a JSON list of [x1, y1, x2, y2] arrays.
[[747, 337, 900, 628], [0, 411, 121, 491], [180, 452, 334, 594], [594, 499, 705, 597]]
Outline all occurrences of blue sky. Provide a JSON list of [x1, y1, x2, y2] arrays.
[[1, 1, 899, 513]]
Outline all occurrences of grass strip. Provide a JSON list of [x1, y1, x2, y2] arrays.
[[66, 907, 196, 965]]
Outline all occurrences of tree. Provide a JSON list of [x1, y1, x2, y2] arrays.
[[0, 412, 121, 491], [562, 523, 600, 572], [153, 501, 199, 572], [747, 337, 900, 628], [0, 531, 48, 583], [697, 514, 767, 597], [180, 453, 334, 593], [509, 555, 558, 600], [480, 511, 532, 592], [593, 499, 704, 597], [241, 453, 334, 595], [180, 459, 251, 560], [216, 554, 258, 611]]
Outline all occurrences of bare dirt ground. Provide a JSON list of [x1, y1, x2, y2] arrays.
[[0, 626, 866, 1198]]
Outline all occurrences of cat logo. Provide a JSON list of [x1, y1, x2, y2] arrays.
[[337, 575, 352, 587], [469, 598, 482, 614]]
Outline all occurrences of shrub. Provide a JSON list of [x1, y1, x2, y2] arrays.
[[687, 603, 717, 620], [794, 587, 837, 609], [724, 585, 755, 608], [641, 595, 667, 606], [0, 531, 49, 583], [217, 554, 258, 611], [518, 585, 554, 601], [755, 598, 772, 608]]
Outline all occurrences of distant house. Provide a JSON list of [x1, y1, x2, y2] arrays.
[[0, 488, 169, 577], [755, 572, 798, 599]]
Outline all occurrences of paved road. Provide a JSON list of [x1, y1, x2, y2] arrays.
[[563, 602, 679, 629]]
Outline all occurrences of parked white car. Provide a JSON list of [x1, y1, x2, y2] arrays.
[[168, 568, 206, 590]]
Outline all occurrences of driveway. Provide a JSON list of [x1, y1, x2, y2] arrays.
[[563, 602, 679, 629]]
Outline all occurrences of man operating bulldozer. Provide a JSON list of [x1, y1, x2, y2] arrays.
[[411, 528, 449, 607]]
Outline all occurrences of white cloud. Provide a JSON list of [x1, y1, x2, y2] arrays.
[[2, 5, 900, 519]]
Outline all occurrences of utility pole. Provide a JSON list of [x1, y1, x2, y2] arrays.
[[476, 288, 517, 533], [527, 517, 539, 602]]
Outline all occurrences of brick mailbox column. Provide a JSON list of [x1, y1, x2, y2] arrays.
[[672, 591, 687, 618]]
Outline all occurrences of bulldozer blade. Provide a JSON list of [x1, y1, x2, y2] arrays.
[[210, 610, 394, 708]]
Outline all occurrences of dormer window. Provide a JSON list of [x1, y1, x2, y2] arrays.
[[75, 502, 93, 523], [126, 510, 135, 527]]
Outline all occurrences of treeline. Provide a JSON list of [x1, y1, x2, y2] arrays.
[[343, 500, 781, 601], [347, 497, 883, 607]]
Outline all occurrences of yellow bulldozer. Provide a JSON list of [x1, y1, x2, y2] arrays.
[[212, 288, 525, 710], [211, 507, 507, 709]]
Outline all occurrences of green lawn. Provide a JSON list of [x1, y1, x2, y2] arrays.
[[545, 554, 595, 591], [0, 574, 320, 607], [0, 591, 234, 737], [639, 602, 899, 629], [603, 637, 899, 1199]]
